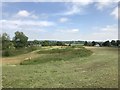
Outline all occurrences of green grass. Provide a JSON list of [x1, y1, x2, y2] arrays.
[[20, 47, 92, 65], [2, 46, 38, 57], [2, 47, 118, 88]]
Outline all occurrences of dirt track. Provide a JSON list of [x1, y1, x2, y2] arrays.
[[1, 50, 40, 65]]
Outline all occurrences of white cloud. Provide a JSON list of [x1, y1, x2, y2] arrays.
[[57, 28, 80, 33], [1, 19, 118, 41], [76, 24, 118, 41], [63, 3, 81, 15], [65, 2, 90, 15], [59, 17, 68, 23], [31, 14, 38, 19], [69, 0, 94, 5], [1, 0, 119, 2], [92, 24, 118, 40], [95, 1, 119, 19], [96, 1, 113, 10], [111, 7, 120, 19], [71, 29, 79, 32], [1, 20, 55, 28], [1, 19, 55, 40], [64, 0, 118, 16], [17, 10, 30, 17], [1, 19, 81, 40], [55, 1, 93, 16], [21, 21, 54, 26], [95, 0, 118, 10], [15, 10, 38, 19], [0, 0, 94, 3], [1, 1, 119, 41], [44, 28, 80, 41], [1, 19, 55, 38], [100, 25, 116, 32]]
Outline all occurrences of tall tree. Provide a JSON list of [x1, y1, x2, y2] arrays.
[[41, 40, 49, 46], [84, 41, 88, 46], [102, 40, 111, 47], [91, 41, 96, 46], [2, 33, 13, 50], [111, 40, 116, 46], [56, 41, 65, 46], [116, 40, 120, 47], [13, 31, 28, 48]]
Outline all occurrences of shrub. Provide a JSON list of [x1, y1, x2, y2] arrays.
[[2, 46, 37, 57], [2, 50, 10, 57], [2, 50, 13, 57], [28, 46, 37, 52]]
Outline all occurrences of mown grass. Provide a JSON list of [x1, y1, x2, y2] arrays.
[[20, 46, 92, 65], [2, 47, 118, 88]]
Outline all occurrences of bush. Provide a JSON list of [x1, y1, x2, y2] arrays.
[[28, 46, 37, 52], [2, 46, 37, 57], [2, 50, 13, 57], [2, 50, 10, 57]]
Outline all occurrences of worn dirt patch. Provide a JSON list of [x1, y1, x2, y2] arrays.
[[2, 50, 41, 65]]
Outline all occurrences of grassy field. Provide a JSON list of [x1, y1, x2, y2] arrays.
[[2, 46, 118, 88]]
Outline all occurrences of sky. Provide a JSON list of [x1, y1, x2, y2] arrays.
[[0, 1, 119, 41]]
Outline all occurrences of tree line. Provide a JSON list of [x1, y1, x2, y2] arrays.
[[1, 31, 120, 51], [1, 31, 28, 50], [84, 40, 120, 47], [0, 31, 67, 51]]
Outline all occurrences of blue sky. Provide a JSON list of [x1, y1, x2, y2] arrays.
[[1, 1, 119, 41]]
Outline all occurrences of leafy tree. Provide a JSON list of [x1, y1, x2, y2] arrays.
[[56, 41, 65, 46], [102, 40, 111, 47], [98, 42, 102, 47], [111, 40, 116, 46], [84, 41, 88, 46], [41, 40, 49, 46], [2, 33, 13, 50], [91, 41, 96, 46], [13, 31, 28, 48], [116, 40, 120, 47], [33, 40, 39, 44]]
